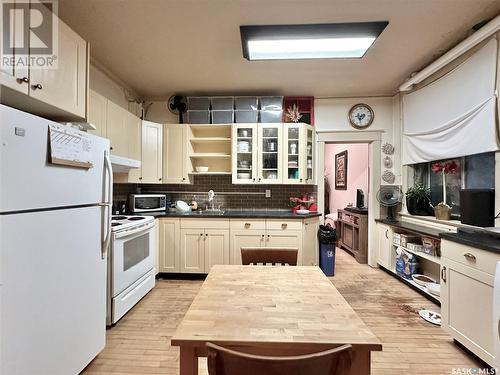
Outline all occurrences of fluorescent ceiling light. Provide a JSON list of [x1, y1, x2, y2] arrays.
[[247, 37, 377, 60], [240, 22, 388, 61]]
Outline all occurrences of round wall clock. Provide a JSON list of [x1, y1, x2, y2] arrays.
[[348, 103, 374, 129]]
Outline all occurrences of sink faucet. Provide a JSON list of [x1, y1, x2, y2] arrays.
[[208, 190, 215, 210]]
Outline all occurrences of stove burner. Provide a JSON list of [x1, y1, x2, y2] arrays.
[[128, 217, 145, 221], [111, 222, 121, 227], [112, 216, 127, 220]]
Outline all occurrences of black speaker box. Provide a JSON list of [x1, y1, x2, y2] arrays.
[[459, 189, 495, 227]]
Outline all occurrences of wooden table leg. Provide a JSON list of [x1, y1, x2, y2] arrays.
[[350, 349, 371, 375], [180, 346, 198, 375]]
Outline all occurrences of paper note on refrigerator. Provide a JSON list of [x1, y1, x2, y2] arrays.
[[48, 124, 94, 169]]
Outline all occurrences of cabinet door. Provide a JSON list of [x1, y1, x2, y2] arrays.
[[163, 124, 189, 184], [257, 124, 282, 184], [232, 124, 258, 184], [283, 124, 303, 184], [180, 229, 205, 273], [266, 230, 303, 265], [377, 224, 393, 269], [127, 114, 142, 183], [29, 17, 87, 118], [230, 230, 265, 264], [141, 121, 163, 183], [0, 0, 29, 94], [88, 90, 107, 138], [204, 230, 229, 272], [441, 260, 495, 365], [158, 218, 180, 273], [302, 218, 319, 266], [106, 101, 128, 157], [304, 125, 315, 184]]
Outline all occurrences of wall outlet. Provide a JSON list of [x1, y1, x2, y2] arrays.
[[265, 189, 271, 198]]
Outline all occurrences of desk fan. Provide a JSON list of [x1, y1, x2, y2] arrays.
[[377, 185, 402, 222]]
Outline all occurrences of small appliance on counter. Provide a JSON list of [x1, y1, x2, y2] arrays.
[[129, 193, 167, 213]]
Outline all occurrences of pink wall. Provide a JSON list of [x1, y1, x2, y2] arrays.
[[324, 143, 369, 216]]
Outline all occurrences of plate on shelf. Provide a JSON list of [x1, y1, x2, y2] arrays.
[[411, 274, 436, 287], [426, 282, 440, 297], [296, 209, 310, 215], [419, 310, 441, 325]]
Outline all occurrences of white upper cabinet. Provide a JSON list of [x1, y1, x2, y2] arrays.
[[163, 124, 189, 184], [232, 124, 258, 184], [0, 0, 29, 95], [141, 121, 163, 184], [29, 18, 88, 119], [0, 3, 89, 120], [106, 101, 128, 157], [88, 90, 107, 138], [258, 124, 283, 184], [232, 123, 314, 185]]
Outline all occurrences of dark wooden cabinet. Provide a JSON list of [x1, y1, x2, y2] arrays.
[[338, 209, 368, 264]]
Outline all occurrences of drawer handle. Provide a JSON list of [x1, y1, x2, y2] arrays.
[[441, 266, 447, 283], [281, 223, 288, 229], [244, 223, 251, 228], [31, 83, 42, 90], [464, 253, 476, 262]]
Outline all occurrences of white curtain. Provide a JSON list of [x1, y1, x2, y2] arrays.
[[402, 38, 499, 165]]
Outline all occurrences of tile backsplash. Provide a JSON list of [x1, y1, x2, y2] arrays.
[[114, 175, 317, 210]]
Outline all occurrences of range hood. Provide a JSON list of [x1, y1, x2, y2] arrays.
[[110, 154, 141, 173]]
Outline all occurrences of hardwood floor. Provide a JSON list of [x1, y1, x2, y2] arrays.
[[82, 249, 481, 375]]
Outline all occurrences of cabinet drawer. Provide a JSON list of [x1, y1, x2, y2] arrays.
[[230, 219, 266, 230], [441, 240, 499, 276], [181, 218, 229, 229], [266, 219, 302, 231]]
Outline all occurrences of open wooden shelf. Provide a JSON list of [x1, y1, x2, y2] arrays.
[[392, 243, 441, 264], [189, 153, 231, 158], [190, 137, 231, 144]]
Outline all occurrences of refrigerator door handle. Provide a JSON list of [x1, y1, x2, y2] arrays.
[[102, 151, 113, 260]]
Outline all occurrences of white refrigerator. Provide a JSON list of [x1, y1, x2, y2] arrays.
[[0, 105, 112, 374]]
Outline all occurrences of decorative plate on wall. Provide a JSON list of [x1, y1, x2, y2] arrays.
[[382, 170, 395, 184], [382, 142, 394, 155], [383, 156, 393, 168]]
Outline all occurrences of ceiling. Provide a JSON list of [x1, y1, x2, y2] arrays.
[[58, 0, 500, 99]]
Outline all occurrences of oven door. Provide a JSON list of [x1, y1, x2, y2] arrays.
[[111, 221, 155, 297]]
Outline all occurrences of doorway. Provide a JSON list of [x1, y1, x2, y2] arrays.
[[316, 131, 382, 267]]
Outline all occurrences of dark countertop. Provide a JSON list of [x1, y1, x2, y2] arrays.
[[375, 219, 443, 238], [133, 210, 322, 219], [376, 218, 500, 254], [440, 231, 500, 254]]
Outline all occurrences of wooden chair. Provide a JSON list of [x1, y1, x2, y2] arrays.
[[206, 342, 352, 375], [240, 247, 298, 266]]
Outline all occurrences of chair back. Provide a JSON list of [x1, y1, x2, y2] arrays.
[[206, 342, 352, 375], [240, 247, 298, 266]]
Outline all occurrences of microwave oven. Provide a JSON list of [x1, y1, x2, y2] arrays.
[[129, 194, 167, 212]]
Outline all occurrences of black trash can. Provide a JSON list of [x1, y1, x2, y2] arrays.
[[317, 225, 336, 276]]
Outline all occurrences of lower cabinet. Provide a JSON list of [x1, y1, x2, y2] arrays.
[[159, 217, 319, 273], [441, 240, 497, 366], [158, 218, 181, 273], [376, 223, 393, 269]]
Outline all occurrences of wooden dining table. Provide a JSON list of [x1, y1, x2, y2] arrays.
[[171, 265, 382, 375]]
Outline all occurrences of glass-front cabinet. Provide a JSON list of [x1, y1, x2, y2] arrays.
[[258, 124, 283, 184], [232, 124, 257, 183], [231, 123, 314, 185]]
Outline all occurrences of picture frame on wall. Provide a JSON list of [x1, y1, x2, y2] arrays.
[[335, 150, 348, 190]]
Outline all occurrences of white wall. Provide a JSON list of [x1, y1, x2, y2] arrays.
[[144, 101, 178, 123]]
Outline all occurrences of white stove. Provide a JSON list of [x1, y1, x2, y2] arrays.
[[111, 215, 154, 232], [107, 214, 156, 325]]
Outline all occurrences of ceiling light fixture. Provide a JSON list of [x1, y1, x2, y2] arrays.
[[240, 22, 388, 61]]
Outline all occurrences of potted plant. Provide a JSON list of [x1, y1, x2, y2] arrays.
[[405, 183, 432, 216], [431, 161, 458, 220]]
